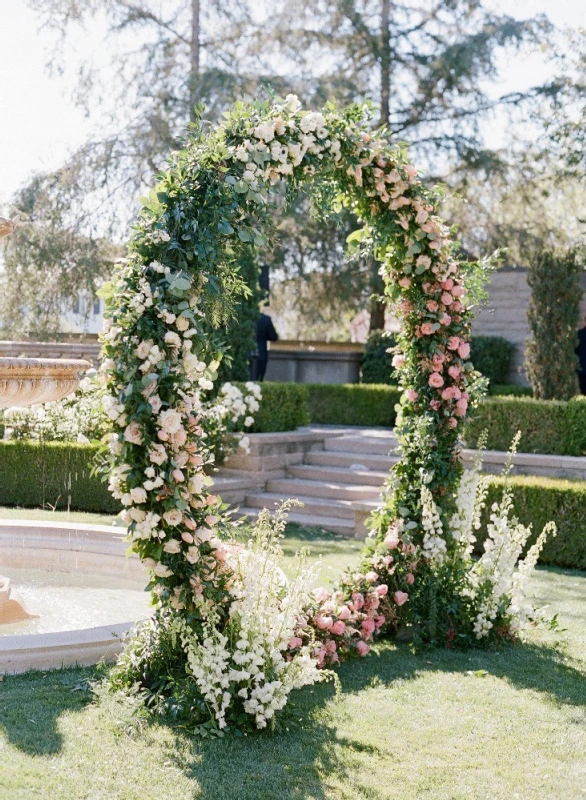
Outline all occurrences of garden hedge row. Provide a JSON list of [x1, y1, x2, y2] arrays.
[[465, 396, 586, 456], [306, 383, 401, 427], [0, 440, 584, 569], [235, 381, 310, 432], [480, 476, 586, 571], [0, 440, 120, 513]]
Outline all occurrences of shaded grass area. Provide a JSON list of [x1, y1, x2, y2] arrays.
[[1, 510, 585, 799]]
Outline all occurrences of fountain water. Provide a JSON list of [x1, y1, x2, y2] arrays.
[[0, 219, 149, 672]]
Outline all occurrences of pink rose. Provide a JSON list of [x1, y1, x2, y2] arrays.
[[447, 417, 458, 428], [172, 469, 185, 483], [440, 314, 451, 326], [420, 322, 434, 336], [365, 571, 379, 583], [447, 336, 460, 351], [355, 640, 370, 656], [441, 279, 454, 291], [338, 605, 351, 621], [361, 618, 376, 636], [325, 639, 337, 654], [382, 555, 394, 567], [398, 277, 411, 289], [392, 354, 406, 369], [124, 422, 143, 445], [148, 444, 167, 465], [441, 292, 453, 305], [289, 636, 303, 650], [404, 164, 418, 180], [316, 615, 333, 631], [402, 543, 416, 555], [394, 591, 409, 607], [375, 615, 386, 629], [428, 372, 444, 388], [375, 583, 389, 597], [314, 587, 330, 603], [448, 365, 461, 380], [458, 342, 470, 359], [406, 573, 415, 585], [427, 300, 439, 312], [405, 389, 419, 402], [452, 284, 464, 297], [455, 398, 468, 417], [331, 620, 346, 636], [384, 533, 400, 549], [351, 592, 365, 610]]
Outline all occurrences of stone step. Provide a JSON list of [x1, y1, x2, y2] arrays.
[[244, 492, 355, 520], [306, 450, 396, 471], [266, 477, 380, 501], [287, 463, 389, 487], [324, 436, 397, 456]]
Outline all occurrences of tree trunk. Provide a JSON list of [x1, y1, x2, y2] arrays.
[[189, 0, 201, 123], [380, 0, 391, 127], [368, 258, 386, 332]]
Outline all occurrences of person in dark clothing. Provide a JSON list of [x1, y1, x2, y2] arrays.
[[253, 312, 278, 381], [576, 319, 586, 395]]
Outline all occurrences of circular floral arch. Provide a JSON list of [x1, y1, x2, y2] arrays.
[[100, 96, 492, 724]]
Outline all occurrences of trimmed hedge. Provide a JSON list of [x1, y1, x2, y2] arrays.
[[306, 383, 401, 427], [481, 476, 586, 571], [360, 331, 397, 385], [490, 384, 533, 397], [470, 335, 516, 385], [236, 381, 310, 432], [465, 396, 586, 456], [0, 440, 120, 513]]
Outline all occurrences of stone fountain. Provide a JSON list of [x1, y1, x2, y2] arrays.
[[0, 218, 91, 625]]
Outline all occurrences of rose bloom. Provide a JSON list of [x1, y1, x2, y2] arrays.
[[337, 605, 351, 621], [365, 571, 379, 583], [441, 292, 453, 305], [158, 408, 183, 434], [429, 399, 441, 411], [136, 341, 151, 360], [325, 640, 337, 655], [150, 395, 163, 414], [384, 532, 400, 549], [394, 590, 409, 606], [428, 372, 444, 388], [351, 592, 365, 610], [314, 587, 329, 603], [441, 278, 454, 291], [289, 636, 303, 650], [163, 539, 182, 554], [405, 389, 418, 402], [426, 300, 439, 312], [398, 277, 411, 289], [124, 422, 143, 445], [129, 486, 147, 504], [148, 444, 167, 465], [315, 615, 333, 631], [185, 545, 200, 564], [176, 315, 190, 332], [375, 584, 388, 597], [458, 342, 471, 359], [331, 620, 346, 636], [455, 398, 468, 417], [447, 416, 458, 429], [181, 531, 194, 543], [382, 555, 394, 567], [448, 365, 461, 380], [420, 322, 434, 336], [447, 336, 461, 351], [153, 563, 173, 578], [163, 508, 183, 526], [172, 468, 185, 483], [356, 640, 370, 656], [452, 284, 465, 297], [406, 573, 415, 585], [361, 618, 376, 636], [440, 313, 451, 326], [392, 354, 405, 369]]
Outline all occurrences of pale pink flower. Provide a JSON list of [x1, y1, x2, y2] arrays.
[[375, 584, 388, 597], [448, 365, 461, 380], [172, 468, 185, 483], [163, 508, 183, 526], [356, 640, 370, 656], [325, 640, 337, 654], [124, 422, 143, 445], [361, 618, 376, 636], [392, 354, 406, 369], [416, 255, 432, 270], [427, 300, 439, 312], [428, 372, 444, 388], [314, 587, 330, 603], [458, 342, 471, 359], [421, 322, 434, 336], [351, 592, 365, 610], [406, 573, 415, 585], [365, 571, 379, 583], [316, 615, 333, 631], [447, 336, 461, 351], [148, 444, 167, 465], [398, 277, 411, 289], [394, 590, 409, 606], [455, 398, 468, 417], [452, 284, 465, 297], [384, 533, 400, 549], [405, 389, 419, 402], [447, 417, 458, 429], [338, 605, 351, 621], [331, 620, 346, 636], [441, 279, 454, 291], [440, 314, 452, 326], [289, 637, 303, 650]]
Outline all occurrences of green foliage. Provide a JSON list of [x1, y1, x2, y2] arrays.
[[465, 396, 586, 456], [481, 476, 586, 571], [235, 382, 310, 432], [490, 384, 533, 397], [525, 249, 583, 400], [306, 383, 400, 427], [215, 248, 264, 383], [469, 336, 515, 385], [0, 441, 120, 513], [360, 331, 397, 385]]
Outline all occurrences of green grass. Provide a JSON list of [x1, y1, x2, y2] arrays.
[[1, 509, 585, 799]]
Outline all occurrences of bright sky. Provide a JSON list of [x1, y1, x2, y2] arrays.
[[1, 0, 585, 205]]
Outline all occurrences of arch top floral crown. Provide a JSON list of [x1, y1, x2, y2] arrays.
[[100, 96, 552, 731]]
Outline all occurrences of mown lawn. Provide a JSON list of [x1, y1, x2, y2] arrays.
[[1, 507, 585, 799]]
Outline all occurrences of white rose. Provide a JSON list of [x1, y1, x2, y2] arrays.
[[244, 416, 254, 427], [185, 546, 200, 564], [176, 315, 190, 332], [148, 444, 167, 465], [153, 563, 173, 578], [124, 422, 143, 445], [129, 507, 146, 522], [198, 378, 214, 391], [149, 395, 163, 414], [285, 94, 302, 111], [136, 341, 151, 360], [158, 408, 183, 434], [163, 539, 182, 554], [130, 486, 147, 504], [163, 508, 183, 526], [164, 331, 181, 348]]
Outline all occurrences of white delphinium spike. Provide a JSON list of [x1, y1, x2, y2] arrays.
[[421, 485, 447, 563]]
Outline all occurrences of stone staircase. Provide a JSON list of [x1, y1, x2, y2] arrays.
[[238, 429, 396, 536]]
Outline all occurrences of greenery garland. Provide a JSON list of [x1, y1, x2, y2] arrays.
[[99, 96, 549, 730]]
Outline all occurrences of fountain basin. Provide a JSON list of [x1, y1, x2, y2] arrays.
[[0, 356, 91, 408], [0, 520, 150, 674]]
